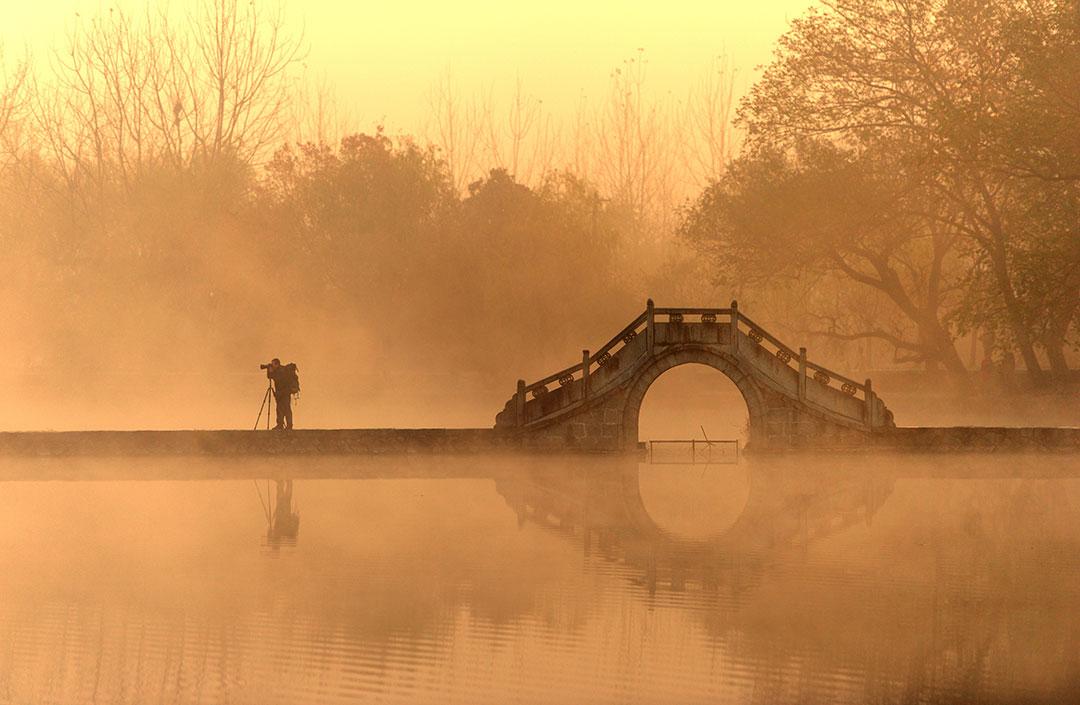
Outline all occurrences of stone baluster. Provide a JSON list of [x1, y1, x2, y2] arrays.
[[516, 379, 526, 427], [864, 378, 874, 428], [730, 300, 739, 353], [646, 299, 655, 354], [582, 350, 590, 400], [799, 347, 807, 401]]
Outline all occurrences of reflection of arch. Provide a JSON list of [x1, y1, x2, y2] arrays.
[[495, 462, 895, 604], [496, 461, 895, 556], [635, 464, 752, 541], [622, 347, 767, 448]]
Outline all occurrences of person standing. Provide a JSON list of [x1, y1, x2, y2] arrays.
[[265, 358, 300, 430]]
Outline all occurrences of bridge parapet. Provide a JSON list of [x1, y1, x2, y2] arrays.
[[496, 301, 895, 451]]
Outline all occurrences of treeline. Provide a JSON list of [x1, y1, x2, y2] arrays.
[[2, 123, 650, 379], [682, 0, 1080, 383], [0, 2, 726, 385], [1, 0, 1076, 394]]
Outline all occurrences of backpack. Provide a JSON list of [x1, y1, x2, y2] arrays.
[[281, 364, 300, 395]]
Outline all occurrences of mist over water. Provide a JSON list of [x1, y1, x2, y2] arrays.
[[1, 453, 1079, 704]]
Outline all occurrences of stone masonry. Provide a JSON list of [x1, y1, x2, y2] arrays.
[[495, 301, 895, 452]]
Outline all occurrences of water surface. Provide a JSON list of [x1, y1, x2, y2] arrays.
[[1, 453, 1078, 704]]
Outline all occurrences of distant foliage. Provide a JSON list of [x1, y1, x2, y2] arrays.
[[683, 0, 1080, 381], [253, 131, 634, 374], [1, 0, 1074, 394]]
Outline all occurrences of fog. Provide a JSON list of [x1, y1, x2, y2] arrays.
[[1, 0, 1077, 434], [2, 4, 1079, 704]]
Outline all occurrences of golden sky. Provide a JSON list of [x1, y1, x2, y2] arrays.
[[3, 0, 815, 131]]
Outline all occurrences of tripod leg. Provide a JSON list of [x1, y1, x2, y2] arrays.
[[254, 389, 262, 430], [254, 389, 263, 430], [254, 385, 273, 431]]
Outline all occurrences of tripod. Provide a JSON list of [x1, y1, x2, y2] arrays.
[[254, 380, 276, 430]]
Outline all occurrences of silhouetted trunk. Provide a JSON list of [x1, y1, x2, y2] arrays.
[[986, 227, 1045, 383], [871, 259, 969, 386], [972, 180, 1045, 383], [1044, 285, 1078, 377], [1046, 344, 1070, 377], [920, 314, 971, 387]]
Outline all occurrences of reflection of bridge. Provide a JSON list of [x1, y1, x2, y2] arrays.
[[493, 462, 897, 601], [496, 300, 895, 451], [495, 464, 894, 558], [490, 462, 1078, 701]]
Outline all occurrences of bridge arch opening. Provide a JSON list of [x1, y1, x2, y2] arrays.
[[636, 363, 750, 446]]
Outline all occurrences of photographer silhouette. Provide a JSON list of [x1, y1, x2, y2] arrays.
[[263, 358, 300, 430]]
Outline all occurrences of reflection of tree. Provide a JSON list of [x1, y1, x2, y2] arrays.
[[723, 476, 1080, 703]]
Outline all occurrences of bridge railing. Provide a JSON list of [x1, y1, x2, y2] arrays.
[[733, 311, 800, 361], [589, 310, 649, 369], [803, 359, 870, 399], [514, 300, 880, 429], [653, 307, 732, 318], [732, 309, 871, 402], [521, 311, 649, 401], [524, 361, 585, 396]]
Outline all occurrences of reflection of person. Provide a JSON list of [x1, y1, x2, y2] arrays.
[[265, 358, 299, 430], [270, 479, 300, 541]]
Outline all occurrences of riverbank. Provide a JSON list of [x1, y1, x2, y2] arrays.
[[0, 425, 1077, 457]]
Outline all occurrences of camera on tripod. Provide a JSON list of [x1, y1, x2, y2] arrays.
[[260, 363, 271, 370]]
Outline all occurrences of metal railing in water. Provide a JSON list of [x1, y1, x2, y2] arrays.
[[647, 439, 740, 465]]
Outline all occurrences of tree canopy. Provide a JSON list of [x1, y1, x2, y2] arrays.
[[683, 0, 1080, 380]]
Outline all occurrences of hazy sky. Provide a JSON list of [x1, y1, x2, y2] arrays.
[[3, 0, 816, 132]]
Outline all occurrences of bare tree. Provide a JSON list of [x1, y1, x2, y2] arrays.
[[567, 90, 594, 184], [482, 77, 559, 186], [592, 50, 681, 231], [425, 66, 485, 193], [32, 0, 303, 195], [290, 68, 355, 146], [0, 45, 29, 169], [678, 54, 739, 187], [186, 0, 303, 164]]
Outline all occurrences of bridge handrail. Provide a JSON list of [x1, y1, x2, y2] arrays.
[[734, 312, 800, 359], [736, 312, 867, 395], [654, 307, 732, 317], [589, 311, 648, 366], [804, 359, 866, 394], [527, 361, 585, 393], [518, 302, 873, 414], [525, 310, 650, 394]]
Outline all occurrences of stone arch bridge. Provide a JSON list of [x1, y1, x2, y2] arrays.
[[495, 301, 895, 451]]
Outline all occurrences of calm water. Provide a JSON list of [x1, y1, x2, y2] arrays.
[[1, 453, 1079, 704]]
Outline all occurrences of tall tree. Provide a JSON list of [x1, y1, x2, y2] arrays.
[[732, 0, 1078, 378], [682, 137, 969, 376]]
